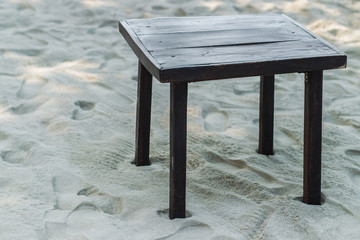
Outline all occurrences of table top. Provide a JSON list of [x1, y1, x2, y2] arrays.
[[119, 14, 346, 83]]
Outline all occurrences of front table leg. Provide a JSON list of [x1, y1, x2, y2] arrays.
[[169, 82, 188, 219], [258, 75, 275, 155], [135, 61, 153, 166], [303, 71, 323, 205]]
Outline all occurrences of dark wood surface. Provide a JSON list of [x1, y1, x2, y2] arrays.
[[169, 82, 188, 219], [135, 61, 152, 166], [119, 14, 347, 83], [127, 14, 299, 35], [258, 75, 274, 155], [303, 71, 323, 205]]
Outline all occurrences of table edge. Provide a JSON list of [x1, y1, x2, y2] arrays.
[[119, 16, 347, 83], [160, 55, 347, 82], [118, 20, 162, 79]]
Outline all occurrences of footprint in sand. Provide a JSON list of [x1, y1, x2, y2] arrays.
[[11, 75, 47, 114], [74, 100, 95, 111], [156, 220, 213, 240], [16, 77, 48, 99], [346, 167, 360, 188], [1, 144, 32, 164], [43, 202, 104, 239], [205, 151, 247, 169], [10, 101, 42, 115], [52, 173, 86, 195], [1, 149, 30, 164], [44, 173, 123, 239], [202, 107, 229, 132], [345, 149, 360, 161], [52, 174, 123, 214], [204, 151, 281, 188], [52, 174, 87, 211], [71, 100, 95, 120], [77, 186, 123, 215], [65, 202, 103, 232]]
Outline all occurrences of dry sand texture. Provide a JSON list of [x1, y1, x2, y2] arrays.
[[0, 0, 360, 239]]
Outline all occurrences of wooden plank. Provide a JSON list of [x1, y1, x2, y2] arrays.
[[119, 14, 347, 83], [153, 39, 338, 68], [159, 55, 346, 82], [258, 75, 275, 155], [282, 14, 346, 57], [135, 61, 153, 166], [152, 39, 334, 59], [303, 71, 323, 205], [128, 14, 281, 26], [169, 82, 188, 219], [159, 49, 337, 69], [139, 27, 312, 51], [118, 20, 162, 80], [127, 14, 290, 35]]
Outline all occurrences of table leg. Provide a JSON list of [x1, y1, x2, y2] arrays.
[[303, 71, 323, 205], [169, 82, 188, 219], [258, 75, 275, 155], [135, 61, 153, 166]]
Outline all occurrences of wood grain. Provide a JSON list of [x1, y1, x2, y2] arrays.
[[119, 14, 347, 83], [128, 14, 290, 35], [153, 40, 337, 68], [139, 27, 311, 51]]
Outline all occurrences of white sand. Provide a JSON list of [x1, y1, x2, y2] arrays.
[[0, 0, 359, 239]]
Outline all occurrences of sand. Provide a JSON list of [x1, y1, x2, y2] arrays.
[[0, 0, 359, 239]]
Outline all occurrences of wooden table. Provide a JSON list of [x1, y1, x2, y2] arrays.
[[118, 14, 347, 219]]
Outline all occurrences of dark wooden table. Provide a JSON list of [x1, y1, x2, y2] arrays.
[[118, 14, 347, 219]]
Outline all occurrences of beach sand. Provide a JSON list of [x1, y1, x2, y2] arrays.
[[0, 0, 359, 239]]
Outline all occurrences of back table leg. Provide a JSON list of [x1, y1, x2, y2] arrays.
[[258, 75, 275, 155], [169, 82, 188, 219], [135, 61, 153, 166], [303, 71, 323, 205]]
